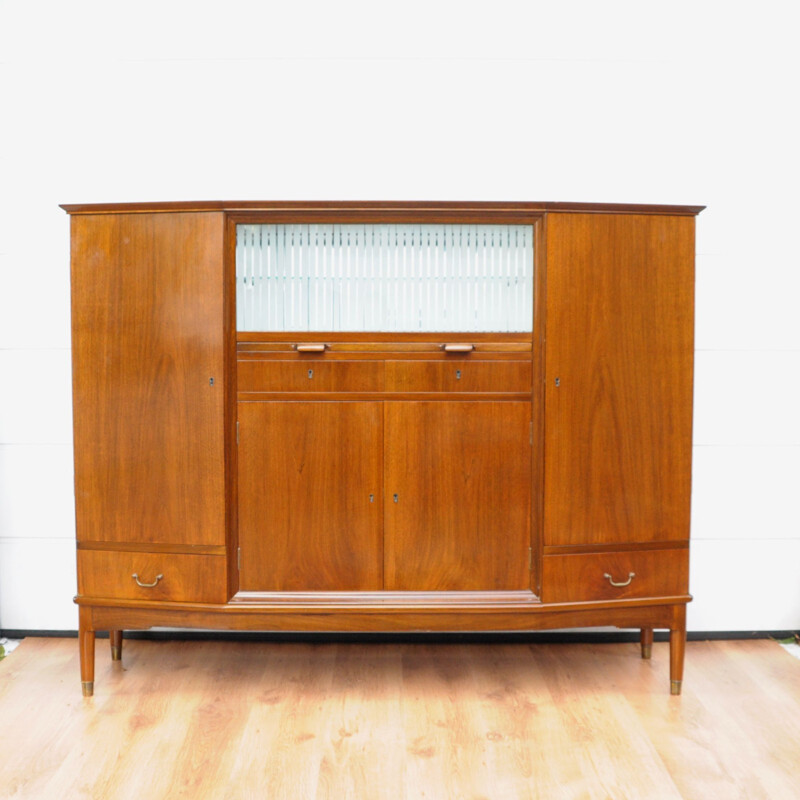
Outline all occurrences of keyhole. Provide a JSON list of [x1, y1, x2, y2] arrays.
[[308, 369, 314, 379], [455, 370, 462, 380], [393, 493, 399, 503], [369, 494, 374, 503]]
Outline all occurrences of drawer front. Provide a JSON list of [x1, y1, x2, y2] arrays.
[[78, 550, 228, 603], [541, 549, 689, 603], [385, 360, 531, 393], [238, 360, 384, 393]]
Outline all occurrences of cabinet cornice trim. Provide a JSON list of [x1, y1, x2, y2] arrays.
[[60, 200, 705, 216]]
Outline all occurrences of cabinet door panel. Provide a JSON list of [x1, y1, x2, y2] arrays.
[[238, 401, 383, 591], [544, 213, 694, 546], [71, 213, 226, 546], [385, 401, 531, 591]]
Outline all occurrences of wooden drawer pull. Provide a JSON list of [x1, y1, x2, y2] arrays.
[[132, 572, 163, 588], [441, 343, 474, 353], [294, 343, 327, 352], [604, 571, 635, 588]]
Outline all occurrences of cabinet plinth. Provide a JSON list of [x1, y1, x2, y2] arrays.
[[65, 201, 699, 696]]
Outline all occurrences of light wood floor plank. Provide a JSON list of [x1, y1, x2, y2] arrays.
[[535, 642, 684, 800], [223, 643, 337, 800], [1, 637, 799, 799], [679, 640, 800, 799], [0, 639, 84, 799], [400, 644, 501, 800], [468, 643, 590, 799], [316, 644, 404, 800], [624, 643, 754, 800]]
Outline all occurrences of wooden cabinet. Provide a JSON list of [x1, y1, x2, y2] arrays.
[[541, 548, 690, 604], [70, 212, 228, 549], [77, 550, 228, 604], [64, 201, 701, 697], [384, 401, 531, 592], [543, 213, 694, 548], [385, 361, 532, 393], [237, 401, 384, 592]]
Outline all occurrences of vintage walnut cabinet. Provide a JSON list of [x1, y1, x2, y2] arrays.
[[64, 201, 701, 696]]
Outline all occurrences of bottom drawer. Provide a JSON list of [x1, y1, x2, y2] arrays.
[[541, 548, 689, 604], [78, 550, 228, 603]]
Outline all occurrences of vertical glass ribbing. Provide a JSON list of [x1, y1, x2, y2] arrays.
[[236, 224, 533, 332]]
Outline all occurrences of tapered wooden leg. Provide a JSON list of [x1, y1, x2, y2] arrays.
[[640, 627, 653, 659], [79, 607, 96, 697], [669, 606, 687, 695], [110, 630, 123, 662]]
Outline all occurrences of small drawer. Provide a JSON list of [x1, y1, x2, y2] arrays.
[[237, 360, 384, 393], [541, 548, 689, 604], [77, 550, 228, 603], [385, 360, 531, 393]]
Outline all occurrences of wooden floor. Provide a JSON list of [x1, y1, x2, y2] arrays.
[[1, 637, 799, 799]]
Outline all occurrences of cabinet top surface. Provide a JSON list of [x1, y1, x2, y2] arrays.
[[60, 200, 704, 216]]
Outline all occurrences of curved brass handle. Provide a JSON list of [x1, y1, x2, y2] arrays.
[[295, 343, 327, 353], [604, 572, 635, 588], [441, 343, 474, 353], [132, 573, 163, 588]]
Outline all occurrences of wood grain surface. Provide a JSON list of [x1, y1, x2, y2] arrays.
[[1, 637, 795, 800], [543, 213, 695, 547], [79, 596, 687, 634], [77, 550, 228, 604], [237, 359, 385, 393], [237, 401, 384, 591], [384, 401, 532, 591], [61, 199, 705, 215], [541, 548, 689, 603], [70, 212, 227, 546], [384, 360, 531, 393]]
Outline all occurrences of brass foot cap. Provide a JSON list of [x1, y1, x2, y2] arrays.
[[81, 681, 94, 697], [670, 680, 682, 696], [641, 644, 653, 659], [111, 646, 122, 661]]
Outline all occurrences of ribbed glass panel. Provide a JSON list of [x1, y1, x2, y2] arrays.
[[236, 224, 533, 332]]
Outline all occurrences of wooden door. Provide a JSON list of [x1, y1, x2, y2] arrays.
[[384, 401, 532, 591], [238, 401, 383, 591], [71, 212, 227, 547], [543, 213, 695, 547]]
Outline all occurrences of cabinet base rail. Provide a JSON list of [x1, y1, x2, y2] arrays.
[[77, 597, 688, 696]]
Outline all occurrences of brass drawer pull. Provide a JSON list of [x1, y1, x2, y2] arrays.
[[604, 572, 635, 588], [132, 572, 163, 588], [441, 343, 474, 353], [295, 343, 327, 352]]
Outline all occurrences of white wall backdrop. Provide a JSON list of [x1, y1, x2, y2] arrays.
[[1, 0, 798, 631]]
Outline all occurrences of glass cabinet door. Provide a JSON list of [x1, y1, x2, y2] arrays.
[[236, 224, 533, 333]]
